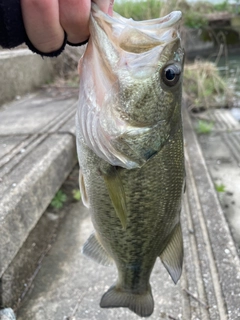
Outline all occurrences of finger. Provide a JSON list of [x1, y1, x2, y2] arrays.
[[93, 0, 114, 16], [108, 0, 114, 16], [21, 0, 65, 53], [59, 0, 91, 44]]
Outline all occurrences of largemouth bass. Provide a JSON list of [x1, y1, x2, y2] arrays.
[[76, 4, 185, 318]]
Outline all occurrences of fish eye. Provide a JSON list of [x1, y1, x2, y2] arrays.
[[162, 64, 181, 87]]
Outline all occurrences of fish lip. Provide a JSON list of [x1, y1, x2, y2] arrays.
[[91, 3, 182, 29], [162, 11, 182, 27], [91, 4, 182, 53]]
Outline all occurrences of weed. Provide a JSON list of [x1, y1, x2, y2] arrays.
[[114, 0, 236, 28], [196, 120, 214, 134], [183, 61, 234, 110], [184, 11, 208, 29], [72, 189, 81, 201], [215, 183, 226, 192], [114, 0, 162, 20], [51, 190, 67, 209], [213, 1, 230, 12]]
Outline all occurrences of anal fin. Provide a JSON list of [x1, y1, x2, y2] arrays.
[[82, 233, 113, 266], [159, 223, 183, 284]]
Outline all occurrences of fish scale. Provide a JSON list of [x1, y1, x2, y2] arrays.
[[76, 3, 185, 317]]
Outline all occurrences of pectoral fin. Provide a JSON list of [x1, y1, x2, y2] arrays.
[[159, 223, 183, 284], [82, 233, 113, 266], [79, 169, 89, 208], [103, 167, 128, 230]]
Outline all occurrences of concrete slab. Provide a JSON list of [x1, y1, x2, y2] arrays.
[[13, 108, 240, 320], [0, 136, 28, 159], [182, 108, 240, 319], [0, 89, 78, 282], [0, 165, 80, 312], [192, 109, 240, 250], [0, 49, 56, 104], [0, 93, 77, 135]]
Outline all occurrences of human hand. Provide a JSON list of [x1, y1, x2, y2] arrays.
[[20, 0, 114, 54]]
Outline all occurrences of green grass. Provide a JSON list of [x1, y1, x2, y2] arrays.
[[184, 11, 208, 28], [183, 61, 234, 110], [114, 0, 162, 20], [72, 189, 81, 201], [196, 120, 214, 134], [51, 190, 67, 209], [213, 0, 231, 12], [215, 183, 226, 192], [114, 0, 237, 28]]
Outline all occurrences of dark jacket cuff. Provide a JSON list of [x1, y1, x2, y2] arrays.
[[0, 0, 88, 57], [67, 39, 89, 47], [0, 0, 26, 48], [25, 31, 68, 57]]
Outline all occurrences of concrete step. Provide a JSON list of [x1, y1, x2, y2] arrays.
[[7, 107, 240, 320], [0, 88, 79, 305], [191, 108, 240, 249], [0, 49, 56, 105], [182, 107, 240, 319]]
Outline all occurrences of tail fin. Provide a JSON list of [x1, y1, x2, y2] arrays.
[[100, 285, 154, 317]]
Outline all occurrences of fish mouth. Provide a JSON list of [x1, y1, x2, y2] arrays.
[[91, 4, 182, 54]]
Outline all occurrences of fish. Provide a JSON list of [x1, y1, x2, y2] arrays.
[[76, 3, 185, 318]]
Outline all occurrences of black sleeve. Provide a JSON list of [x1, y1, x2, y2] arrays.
[[0, 0, 87, 57], [0, 0, 26, 49]]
